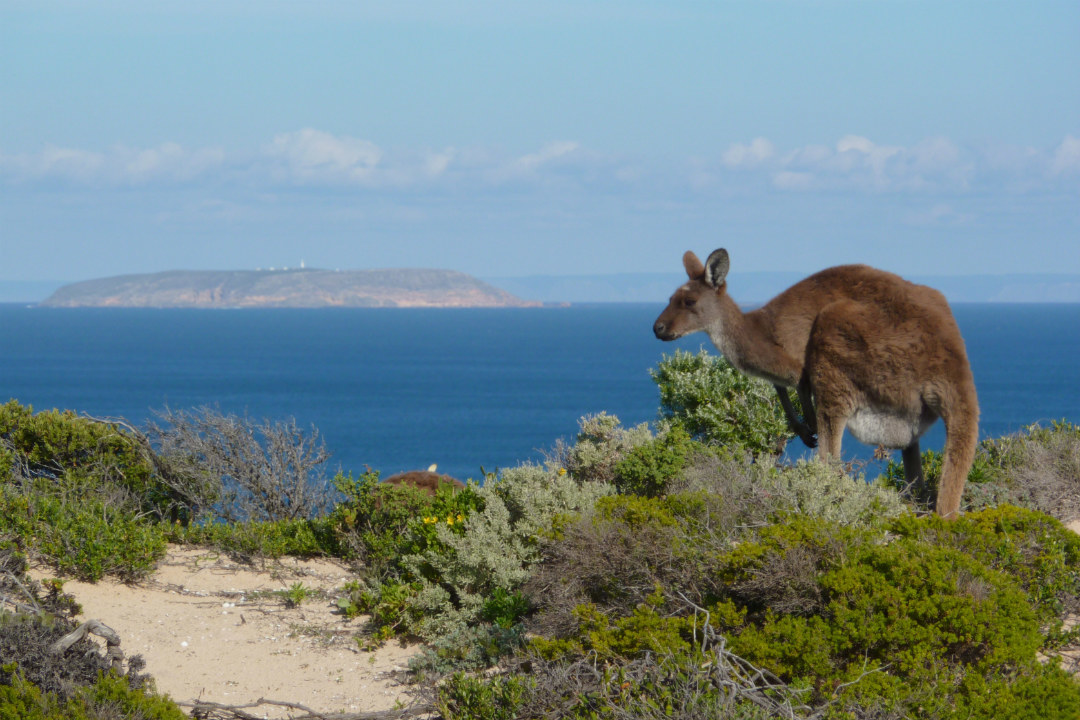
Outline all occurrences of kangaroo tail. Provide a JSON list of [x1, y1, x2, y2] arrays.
[[936, 382, 980, 519]]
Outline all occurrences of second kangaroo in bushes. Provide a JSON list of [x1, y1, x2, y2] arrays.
[[653, 248, 979, 518]]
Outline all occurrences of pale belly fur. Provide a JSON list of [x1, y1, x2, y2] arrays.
[[846, 406, 938, 449]]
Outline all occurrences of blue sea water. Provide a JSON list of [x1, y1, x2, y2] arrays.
[[1, 303, 1078, 482]]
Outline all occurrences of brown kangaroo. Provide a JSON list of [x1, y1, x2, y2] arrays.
[[382, 464, 465, 495], [653, 248, 979, 518]]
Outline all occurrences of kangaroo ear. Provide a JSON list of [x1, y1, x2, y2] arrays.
[[704, 249, 730, 288], [683, 251, 705, 280]]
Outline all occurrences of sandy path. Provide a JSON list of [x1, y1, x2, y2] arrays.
[[31, 547, 423, 719]]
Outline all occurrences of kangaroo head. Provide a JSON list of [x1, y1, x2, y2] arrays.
[[653, 248, 730, 341]]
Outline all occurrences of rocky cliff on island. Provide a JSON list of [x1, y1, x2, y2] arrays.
[[40, 268, 542, 308]]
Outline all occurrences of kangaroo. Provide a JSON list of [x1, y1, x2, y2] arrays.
[[653, 248, 979, 518], [383, 464, 465, 495]]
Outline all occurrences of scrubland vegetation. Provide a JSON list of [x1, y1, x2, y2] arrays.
[[2, 349, 1079, 719]]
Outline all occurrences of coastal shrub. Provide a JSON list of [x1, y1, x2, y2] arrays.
[[168, 516, 339, 562], [651, 349, 795, 455], [0, 401, 167, 515], [525, 494, 712, 638], [145, 406, 336, 523], [613, 423, 709, 497], [762, 459, 906, 527], [0, 488, 166, 582], [411, 623, 526, 676], [889, 505, 1080, 627], [551, 413, 653, 484], [973, 421, 1080, 520], [481, 587, 531, 629], [362, 464, 611, 654], [669, 452, 906, 531], [504, 492, 1080, 720], [353, 579, 425, 643], [435, 648, 784, 720], [330, 469, 484, 579], [436, 672, 531, 720], [0, 671, 188, 720], [881, 421, 1080, 520]]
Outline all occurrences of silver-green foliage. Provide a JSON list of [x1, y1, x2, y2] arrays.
[[556, 412, 653, 484], [402, 463, 614, 640], [763, 458, 907, 525], [652, 349, 794, 455], [673, 453, 905, 528]]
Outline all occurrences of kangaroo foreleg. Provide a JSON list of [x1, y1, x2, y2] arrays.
[[774, 384, 817, 448], [797, 382, 817, 435]]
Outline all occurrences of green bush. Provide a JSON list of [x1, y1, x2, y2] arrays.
[[353, 579, 425, 644], [882, 421, 1080, 521], [436, 672, 530, 720], [329, 469, 484, 579], [0, 670, 188, 720], [481, 588, 531, 629], [651, 349, 795, 456], [0, 401, 183, 580], [556, 413, 653, 484], [392, 464, 611, 648], [168, 516, 339, 562], [0, 488, 166, 582], [0, 401, 170, 517], [613, 423, 708, 497], [889, 505, 1080, 628], [513, 499, 1080, 720]]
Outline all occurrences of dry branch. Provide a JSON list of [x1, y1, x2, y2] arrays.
[[181, 697, 434, 720], [49, 618, 125, 673]]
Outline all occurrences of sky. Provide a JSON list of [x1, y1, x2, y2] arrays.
[[1, 0, 1078, 284]]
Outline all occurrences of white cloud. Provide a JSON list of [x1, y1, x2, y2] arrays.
[[515, 141, 580, 171], [722, 137, 775, 168], [772, 170, 815, 190], [717, 134, 1044, 192], [1051, 135, 1080, 176], [38, 146, 106, 179], [265, 129, 382, 183], [424, 149, 455, 178], [120, 143, 225, 182], [0, 142, 223, 185], [832, 135, 903, 185], [783, 144, 832, 166], [2, 131, 1077, 197], [904, 203, 974, 226]]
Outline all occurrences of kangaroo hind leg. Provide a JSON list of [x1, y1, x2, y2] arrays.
[[901, 441, 926, 505]]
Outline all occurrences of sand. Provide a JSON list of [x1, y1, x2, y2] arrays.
[[30, 547, 423, 719]]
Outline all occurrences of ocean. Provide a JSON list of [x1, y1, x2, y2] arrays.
[[1, 303, 1078, 482]]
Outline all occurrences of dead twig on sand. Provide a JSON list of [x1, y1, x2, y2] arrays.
[[49, 618, 125, 673], [181, 697, 434, 720]]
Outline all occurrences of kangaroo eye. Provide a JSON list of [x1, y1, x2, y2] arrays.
[[683, 298, 697, 309]]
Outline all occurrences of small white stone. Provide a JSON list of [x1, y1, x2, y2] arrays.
[[180, 641, 188, 648]]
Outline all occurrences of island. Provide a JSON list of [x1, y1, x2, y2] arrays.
[[39, 268, 542, 308]]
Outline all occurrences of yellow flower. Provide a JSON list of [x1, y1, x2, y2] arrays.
[[446, 516, 455, 526], [557, 468, 567, 476], [457, 514, 464, 522]]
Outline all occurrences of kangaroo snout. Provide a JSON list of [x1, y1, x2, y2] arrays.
[[653, 320, 673, 341]]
